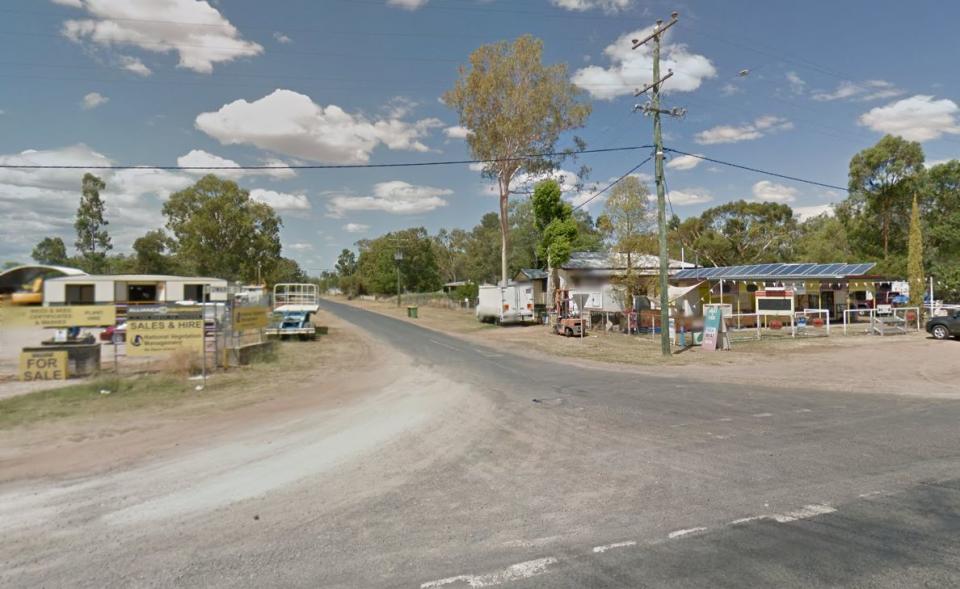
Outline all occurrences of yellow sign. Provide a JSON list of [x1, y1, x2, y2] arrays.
[[0, 305, 116, 328], [19, 350, 68, 381], [127, 318, 204, 356], [233, 306, 269, 331]]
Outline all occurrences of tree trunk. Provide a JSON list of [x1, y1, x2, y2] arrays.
[[883, 215, 890, 258], [499, 175, 510, 286]]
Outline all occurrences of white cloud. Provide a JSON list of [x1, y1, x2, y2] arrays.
[[250, 189, 310, 211], [444, 125, 472, 139], [858, 95, 960, 142], [926, 158, 955, 169], [273, 32, 292, 44], [812, 79, 903, 102], [59, 0, 262, 74], [327, 181, 451, 217], [794, 204, 834, 221], [344, 223, 370, 233], [663, 188, 712, 206], [287, 242, 313, 251], [176, 149, 296, 179], [666, 153, 702, 171], [195, 89, 443, 164], [572, 27, 716, 100], [720, 83, 742, 96], [550, 0, 632, 12], [468, 162, 485, 172], [695, 115, 793, 145], [0, 144, 194, 256], [82, 92, 108, 110], [387, 0, 429, 9], [752, 180, 798, 203], [119, 55, 151, 76], [786, 71, 805, 94]]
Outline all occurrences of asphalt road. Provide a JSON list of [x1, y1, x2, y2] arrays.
[[3, 299, 960, 588]]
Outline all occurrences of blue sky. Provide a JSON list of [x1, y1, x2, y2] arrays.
[[1, 0, 958, 274]]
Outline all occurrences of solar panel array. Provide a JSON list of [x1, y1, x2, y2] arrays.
[[673, 262, 876, 281]]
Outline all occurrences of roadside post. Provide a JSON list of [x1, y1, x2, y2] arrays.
[[201, 284, 207, 390]]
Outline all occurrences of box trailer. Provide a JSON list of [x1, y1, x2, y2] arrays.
[[476, 283, 536, 325]]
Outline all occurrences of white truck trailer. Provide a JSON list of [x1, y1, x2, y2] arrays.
[[476, 283, 536, 325]]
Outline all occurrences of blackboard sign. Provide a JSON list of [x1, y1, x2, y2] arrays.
[[756, 296, 794, 314]]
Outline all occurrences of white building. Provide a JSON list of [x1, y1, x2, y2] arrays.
[[43, 274, 229, 306]]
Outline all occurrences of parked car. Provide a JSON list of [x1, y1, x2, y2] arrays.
[[99, 320, 127, 342], [925, 310, 960, 339]]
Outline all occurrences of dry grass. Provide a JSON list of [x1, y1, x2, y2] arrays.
[[0, 310, 363, 429]]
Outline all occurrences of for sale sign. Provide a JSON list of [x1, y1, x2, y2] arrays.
[[19, 350, 68, 381]]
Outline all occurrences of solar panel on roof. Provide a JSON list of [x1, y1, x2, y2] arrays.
[[837, 263, 861, 275], [814, 263, 841, 276], [751, 263, 774, 275], [799, 264, 825, 276], [854, 262, 876, 275]]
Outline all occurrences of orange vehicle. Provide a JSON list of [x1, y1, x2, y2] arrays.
[[553, 289, 583, 337]]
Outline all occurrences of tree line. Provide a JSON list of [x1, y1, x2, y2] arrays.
[[27, 173, 308, 286], [329, 134, 960, 302]]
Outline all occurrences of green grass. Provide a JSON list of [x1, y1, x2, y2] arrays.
[[0, 374, 196, 430]]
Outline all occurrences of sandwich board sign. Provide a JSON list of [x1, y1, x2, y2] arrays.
[[126, 306, 203, 357], [702, 306, 731, 351]]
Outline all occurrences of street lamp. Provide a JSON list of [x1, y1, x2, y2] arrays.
[[394, 249, 404, 308]]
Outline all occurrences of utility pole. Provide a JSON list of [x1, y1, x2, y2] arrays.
[[633, 11, 685, 357], [394, 235, 404, 308]]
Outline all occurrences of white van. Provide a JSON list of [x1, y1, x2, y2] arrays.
[[476, 283, 535, 325]]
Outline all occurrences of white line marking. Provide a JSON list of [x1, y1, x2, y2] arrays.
[[421, 557, 558, 588], [795, 408, 812, 413], [729, 516, 766, 525], [429, 339, 462, 352], [859, 491, 885, 499], [752, 413, 774, 418], [771, 504, 836, 523], [717, 417, 733, 422], [668, 527, 707, 539], [592, 540, 637, 553]]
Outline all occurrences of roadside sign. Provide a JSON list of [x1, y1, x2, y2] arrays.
[[703, 306, 732, 351], [233, 306, 269, 331], [126, 306, 203, 356], [1, 305, 115, 328], [19, 350, 68, 381]]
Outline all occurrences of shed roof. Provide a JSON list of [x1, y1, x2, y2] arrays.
[[672, 262, 877, 281], [516, 268, 548, 280], [561, 251, 693, 271], [45, 274, 228, 283]]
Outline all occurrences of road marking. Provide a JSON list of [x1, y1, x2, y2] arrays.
[[592, 540, 637, 553], [717, 417, 734, 422], [729, 515, 766, 525], [668, 527, 707, 539], [771, 504, 836, 523], [429, 339, 463, 353], [421, 557, 558, 588], [752, 413, 774, 418], [795, 408, 812, 413]]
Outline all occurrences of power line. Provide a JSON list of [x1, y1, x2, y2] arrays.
[[0, 145, 654, 171], [663, 148, 849, 192], [572, 156, 653, 212]]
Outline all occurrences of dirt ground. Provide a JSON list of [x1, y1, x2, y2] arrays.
[[328, 296, 960, 399], [0, 310, 395, 483]]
